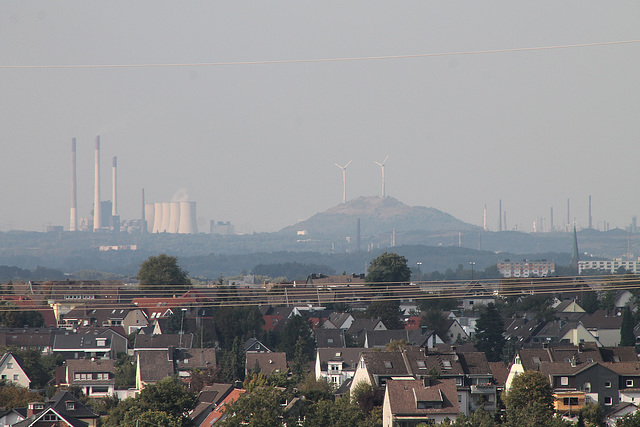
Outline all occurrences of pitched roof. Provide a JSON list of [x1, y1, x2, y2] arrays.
[[488, 362, 509, 388], [365, 330, 409, 348], [134, 333, 193, 350], [176, 348, 217, 371], [315, 329, 346, 348], [385, 378, 459, 416], [200, 388, 246, 425], [580, 310, 623, 329], [316, 348, 372, 372], [246, 352, 288, 374], [137, 350, 175, 384]]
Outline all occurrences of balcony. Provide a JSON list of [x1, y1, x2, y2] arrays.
[[471, 384, 496, 394]]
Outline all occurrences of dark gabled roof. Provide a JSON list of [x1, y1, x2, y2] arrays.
[[244, 337, 271, 353], [316, 348, 372, 372], [360, 351, 411, 377], [0, 327, 60, 348], [604, 362, 640, 376], [13, 407, 88, 427], [48, 391, 99, 419], [600, 346, 638, 363], [176, 348, 217, 371], [403, 348, 465, 377], [488, 362, 509, 388], [315, 329, 346, 348], [516, 344, 603, 371], [327, 312, 353, 329], [504, 318, 544, 343], [197, 383, 234, 405], [137, 350, 175, 384], [246, 352, 288, 374], [538, 361, 606, 377], [580, 310, 623, 329], [458, 352, 492, 376], [52, 333, 113, 351], [407, 328, 437, 347], [134, 333, 193, 350], [385, 378, 459, 416], [365, 330, 409, 348], [347, 318, 385, 335]]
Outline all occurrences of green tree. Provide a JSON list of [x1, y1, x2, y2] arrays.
[[421, 309, 452, 343], [504, 370, 555, 427], [114, 353, 136, 389], [0, 302, 44, 328], [218, 386, 293, 427], [474, 303, 505, 362], [616, 409, 640, 426], [279, 314, 314, 360], [0, 381, 43, 409], [105, 377, 196, 427], [580, 402, 604, 427], [621, 306, 636, 346], [365, 252, 411, 284], [363, 300, 404, 329], [137, 253, 191, 291]]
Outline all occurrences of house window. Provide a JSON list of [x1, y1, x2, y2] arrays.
[[605, 381, 612, 388], [455, 377, 463, 386], [604, 396, 612, 406], [416, 360, 426, 369], [442, 360, 452, 370], [1, 375, 6, 380], [563, 397, 579, 406], [66, 402, 75, 410], [13, 374, 19, 381], [7, 363, 13, 369], [43, 414, 59, 421], [560, 377, 569, 386], [627, 380, 634, 387], [583, 382, 591, 392]]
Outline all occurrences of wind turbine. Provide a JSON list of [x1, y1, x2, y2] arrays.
[[335, 160, 352, 204], [375, 155, 389, 197]]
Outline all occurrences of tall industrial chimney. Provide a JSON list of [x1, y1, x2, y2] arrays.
[[499, 200, 502, 232], [550, 206, 554, 232], [70, 138, 77, 231], [112, 157, 118, 216], [483, 204, 487, 231], [93, 136, 101, 232], [588, 195, 592, 229], [567, 198, 570, 228]]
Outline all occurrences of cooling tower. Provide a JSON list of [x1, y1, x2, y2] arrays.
[[160, 202, 171, 232], [152, 202, 164, 233], [168, 202, 181, 233], [145, 203, 155, 233], [178, 202, 198, 234], [70, 138, 77, 231], [93, 136, 101, 231]]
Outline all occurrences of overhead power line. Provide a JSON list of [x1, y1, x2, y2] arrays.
[[1, 40, 639, 70]]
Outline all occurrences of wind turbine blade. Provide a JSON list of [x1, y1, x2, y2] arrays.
[[345, 160, 352, 168], [383, 155, 389, 164]]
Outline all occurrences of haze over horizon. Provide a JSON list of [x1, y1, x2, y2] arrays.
[[2, 2, 640, 234]]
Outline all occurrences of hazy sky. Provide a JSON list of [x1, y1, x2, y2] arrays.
[[2, 2, 639, 234]]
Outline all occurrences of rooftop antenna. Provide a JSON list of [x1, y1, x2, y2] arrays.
[[335, 160, 352, 204], [375, 155, 389, 197]]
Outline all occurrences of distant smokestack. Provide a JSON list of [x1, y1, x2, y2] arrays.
[[112, 157, 118, 216], [483, 204, 487, 231], [550, 206, 554, 232], [70, 138, 77, 231], [588, 195, 592, 229], [93, 136, 101, 232], [567, 198, 570, 228], [499, 200, 502, 232]]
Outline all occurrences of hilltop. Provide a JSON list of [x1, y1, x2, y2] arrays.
[[279, 196, 477, 238]]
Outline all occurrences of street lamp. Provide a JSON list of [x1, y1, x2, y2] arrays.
[[469, 262, 476, 281]]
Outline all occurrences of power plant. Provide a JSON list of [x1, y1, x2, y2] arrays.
[[68, 136, 198, 234]]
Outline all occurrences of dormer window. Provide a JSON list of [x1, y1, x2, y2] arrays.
[[66, 401, 75, 410]]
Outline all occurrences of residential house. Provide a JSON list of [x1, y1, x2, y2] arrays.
[[581, 310, 623, 347], [198, 388, 247, 426], [0, 408, 27, 426], [315, 329, 346, 348], [134, 333, 193, 352], [0, 327, 62, 355], [245, 352, 288, 376], [13, 391, 100, 427], [60, 359, 116, 397], [459, 282, 496, 311], [322, 312, 354, 330], [244, 338, 271, 353], [383, 378, 460, 426], [136, 349, 175, 391], [0, 352, 30, 388], [604, 402, 638, 427], [407, 328, 444, 349], [364, 330, 412, 349], [175, 348, 217, 381], [190, 383, 234, 426], [315, 348, 372, 388], [53, 328, 127, 360]]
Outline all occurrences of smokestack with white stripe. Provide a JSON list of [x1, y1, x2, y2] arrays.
[[112, 156, 118, 216], [93, 136, 101, 232], [70, 138, 77, 231]]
